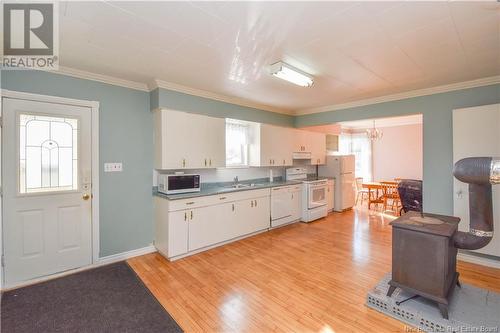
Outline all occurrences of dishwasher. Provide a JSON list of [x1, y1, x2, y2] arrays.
[[271, 185, 301, 228]]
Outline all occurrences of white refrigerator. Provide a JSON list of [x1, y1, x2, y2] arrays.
[[318, 155, 356, 212]]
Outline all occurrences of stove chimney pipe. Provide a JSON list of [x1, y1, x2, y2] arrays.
[[452, 157, 500, 250]]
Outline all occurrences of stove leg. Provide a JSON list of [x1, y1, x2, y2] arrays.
[[387, 285, 397, 297], [438, 303, 449, 320]]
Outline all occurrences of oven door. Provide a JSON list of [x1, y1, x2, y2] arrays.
[[308, 183, 327, 209]]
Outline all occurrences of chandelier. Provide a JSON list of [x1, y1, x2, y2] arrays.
[[366, 120, 383, 141]]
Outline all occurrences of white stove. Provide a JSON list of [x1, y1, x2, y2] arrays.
[[286, 168, 328, 222]]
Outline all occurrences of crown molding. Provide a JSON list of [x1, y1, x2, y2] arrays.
[[150, 79, 293, 115], [294, 75, 500, 116], [50, 66, 150, 92]]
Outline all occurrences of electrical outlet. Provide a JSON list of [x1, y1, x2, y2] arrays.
[[104, 162, 123, 172]]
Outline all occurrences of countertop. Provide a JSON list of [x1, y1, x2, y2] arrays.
[[154, 177, 304, 200]]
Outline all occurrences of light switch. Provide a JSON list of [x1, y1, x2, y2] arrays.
[[104, 162, 123, 172]]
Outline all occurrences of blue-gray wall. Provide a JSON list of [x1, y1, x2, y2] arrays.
[[151, 88, 294, 127], [295, 84, 500, 215], [3, 70, 499, 254], [1, 70, 153, 257]]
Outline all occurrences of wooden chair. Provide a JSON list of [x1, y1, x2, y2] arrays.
[[381, 182, 401, 214], [355, 177, 371, 206]]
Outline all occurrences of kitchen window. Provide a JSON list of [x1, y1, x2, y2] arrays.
[[226, 119, 250, 167]]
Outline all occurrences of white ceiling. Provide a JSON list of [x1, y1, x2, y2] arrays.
[[58, 1, 499, 114], [340, 114, 423, 130]]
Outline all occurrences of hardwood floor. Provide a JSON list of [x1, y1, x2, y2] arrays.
[[128, 208, 500, 332]]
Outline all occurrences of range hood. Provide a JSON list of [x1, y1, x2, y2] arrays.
[[292, 152, 311, 160]]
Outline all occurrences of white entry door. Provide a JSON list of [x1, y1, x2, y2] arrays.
[[2, 97, 93, 285], [453, 103, 500, 257]]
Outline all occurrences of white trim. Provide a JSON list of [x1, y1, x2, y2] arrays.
[[457, 252, 500, 269], [98, 244, 156, 266], [295, 75, 500, 115], [47, 66, 149, 92], [1, 245, 156, 291], [150, 79, 293, 115], [0, 90, 100, 287]]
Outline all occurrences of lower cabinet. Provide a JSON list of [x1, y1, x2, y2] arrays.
[[155, 189, 271, 260]]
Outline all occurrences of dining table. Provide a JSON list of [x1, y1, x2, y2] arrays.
[[362, 181, 399, 209]]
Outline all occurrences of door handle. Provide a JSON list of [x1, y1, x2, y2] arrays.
[[82, 193, 90, 200]]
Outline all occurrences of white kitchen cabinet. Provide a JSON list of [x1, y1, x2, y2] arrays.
[[154, 109, 225, 169], [294, 129, 309, 152], [155, 188, 271, 260], [290, 185, 302, 221], [235, 196, 271, 235], [327, 180, 334, 212], [250, 124, 294, 167], [188, 204, 230, 252], [154, 197, 188, 258], [309, 132, 327, 165]]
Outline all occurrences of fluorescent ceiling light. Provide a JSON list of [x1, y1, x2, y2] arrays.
[[269, 62, 313, 87]]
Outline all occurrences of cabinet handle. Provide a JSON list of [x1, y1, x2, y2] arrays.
[[232, 203, 235, 211], [254, 200, 257, 207], [220, 197, 226, 200], [184, 212, 187, 221], [283, 159, 285, 165], [190, 211, 193, 220], [204, 158, 207, 166], [186, 202, 195, 205], [182, 159, 186, 167], [251, 200, 254, 208], [269, 159, 272, 165], [209, 159, 212, 166], [292, 194, 294, 199]]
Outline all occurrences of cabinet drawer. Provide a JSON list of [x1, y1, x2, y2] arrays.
[[167, 188, 271, 211]]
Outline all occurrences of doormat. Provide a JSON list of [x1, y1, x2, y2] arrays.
[[367, 273, 500, 332], [1, 262, 183, 333]]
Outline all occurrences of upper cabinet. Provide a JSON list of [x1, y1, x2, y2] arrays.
[[308, 131, 327, 165], [250, 124, 295, 167], [154, 109, 225, 169]]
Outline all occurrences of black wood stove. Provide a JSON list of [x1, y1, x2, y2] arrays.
[[386, 157, 499, 319], [387, 211, 461, 319]]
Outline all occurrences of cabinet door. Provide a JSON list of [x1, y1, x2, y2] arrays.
[[277, 127, 294, 166], [199, 115, 225, 168], [309, 132, 326, 165], [234, 197, 270, 236], [260, 124, 276, 166], [293, 129, 308, 152], [290, 190, 302, 220], [188, 204, 233, 251], [155, 110, 189, 169], [167, 210, 189, 257], [327, 183, 334, 212]]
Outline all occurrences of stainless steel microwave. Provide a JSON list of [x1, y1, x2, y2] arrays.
[[158, 174, 201, 195]]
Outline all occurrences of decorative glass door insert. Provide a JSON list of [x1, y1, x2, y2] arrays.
[[19, 113, 79, 193]]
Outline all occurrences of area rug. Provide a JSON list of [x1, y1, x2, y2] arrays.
[[367, 273, 500, 332], [1, 262, 183, 333]]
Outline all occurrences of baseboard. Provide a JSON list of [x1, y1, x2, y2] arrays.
[[97, 245, 156, 266], [457, 252, 500, 269], [1, 245, 156, 291]]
